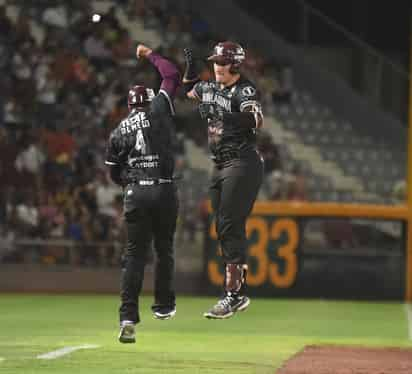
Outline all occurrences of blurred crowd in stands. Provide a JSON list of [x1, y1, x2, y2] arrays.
[[0, 0, 297, 265]]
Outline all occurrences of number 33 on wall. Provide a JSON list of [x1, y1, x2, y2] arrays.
[[208, 217, 299, 288]]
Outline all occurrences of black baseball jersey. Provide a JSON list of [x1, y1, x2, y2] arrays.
[[193, 77, 262, 156], [105, 90, 176, 182]]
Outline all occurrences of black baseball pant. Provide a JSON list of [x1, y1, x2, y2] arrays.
[[119, 182, 178, 324], [209, 150, 264, 264]]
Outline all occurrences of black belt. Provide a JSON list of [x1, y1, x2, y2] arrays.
[[128, 177, 174, 186], [211, 150, 241, 164]]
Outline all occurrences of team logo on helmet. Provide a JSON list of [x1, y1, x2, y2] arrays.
[[215, 45, 224, 56], [208, 41, 245, 68], [128, 85, 154, 108], [128, 90, 138, 104]]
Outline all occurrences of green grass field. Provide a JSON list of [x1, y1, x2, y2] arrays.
[[0, 294, 411, 374]]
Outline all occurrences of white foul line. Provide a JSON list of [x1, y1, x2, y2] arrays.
[[405, 303, 412, 340], [37, 344, 100, 360]]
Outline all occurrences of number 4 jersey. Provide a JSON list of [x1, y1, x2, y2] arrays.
[[105, 90, 176, 182]]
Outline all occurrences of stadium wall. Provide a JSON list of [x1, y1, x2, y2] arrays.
[[0, 265, 203, 294]]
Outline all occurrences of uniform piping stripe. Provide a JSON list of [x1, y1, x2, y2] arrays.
[[240, 100, 259, 112], [159, 89, 176, 115]]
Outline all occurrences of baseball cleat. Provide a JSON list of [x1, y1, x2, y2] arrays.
[[118, 322, 136, 343], [203, 294, 250, 319], [153, 306, 176, 320]]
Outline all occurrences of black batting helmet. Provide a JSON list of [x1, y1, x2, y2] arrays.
[[207, 41, 245, 73]]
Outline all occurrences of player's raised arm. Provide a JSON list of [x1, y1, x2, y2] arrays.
[[182, 48, 201, 100], [136, 44, 181, 100]]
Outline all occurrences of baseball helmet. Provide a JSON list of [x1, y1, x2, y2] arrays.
[[207, 41, 245, 73], [127, 85, 154, 109]]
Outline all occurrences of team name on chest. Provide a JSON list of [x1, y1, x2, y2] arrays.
[[120, 112, 150, 135], [202, 92, 232, 112]]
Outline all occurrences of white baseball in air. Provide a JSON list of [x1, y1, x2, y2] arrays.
[[92, 14, 101, 23]]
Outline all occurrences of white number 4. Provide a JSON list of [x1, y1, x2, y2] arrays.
[[134, 129, 146, 154]]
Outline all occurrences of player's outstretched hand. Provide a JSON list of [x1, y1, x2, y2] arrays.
[[136, 44, 153, 59]]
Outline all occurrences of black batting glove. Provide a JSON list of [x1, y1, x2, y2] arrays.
[[183, 48, 193, 65], [183, 47, 198, 81], [198, 103, 224, 121]]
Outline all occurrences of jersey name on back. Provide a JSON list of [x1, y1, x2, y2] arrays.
[[120, 112, 151, 135]]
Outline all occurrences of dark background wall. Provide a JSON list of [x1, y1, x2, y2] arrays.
[[236, 0, 411, 64]]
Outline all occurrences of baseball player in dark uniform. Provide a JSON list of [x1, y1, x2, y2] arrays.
[[183, 41, 264, 319], [105, 44, 180, 343]]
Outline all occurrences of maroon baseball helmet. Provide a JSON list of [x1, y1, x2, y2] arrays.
[[207, 41, 245, 71], [127, 85, 151, 109]]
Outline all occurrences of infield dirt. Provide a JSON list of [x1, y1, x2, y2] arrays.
[[276, 345, 412, 374]]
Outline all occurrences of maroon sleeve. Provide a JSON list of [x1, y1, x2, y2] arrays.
[[147, 52, 181, 99]]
